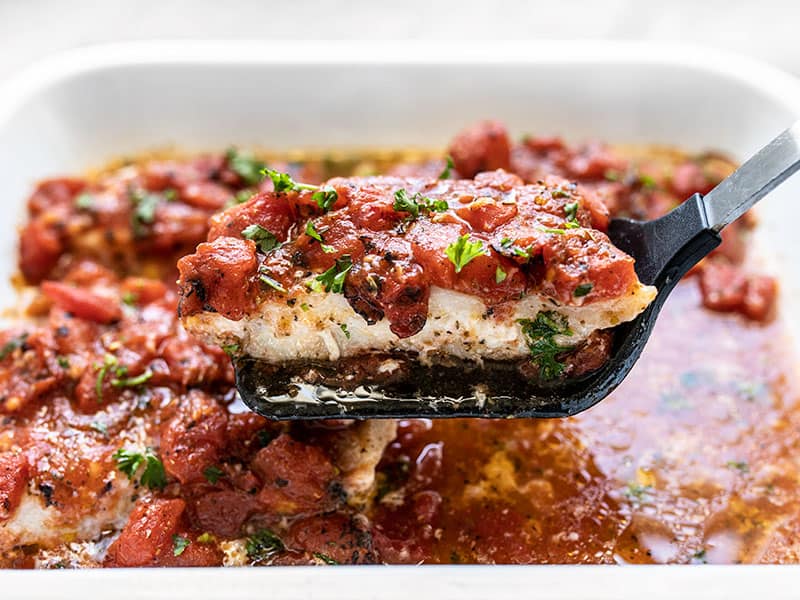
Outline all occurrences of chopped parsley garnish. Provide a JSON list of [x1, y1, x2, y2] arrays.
[[225, 148, 266, 186], [121, 291, 137, 306], [300, 303, 310, 312], [445, 234, 487, 274], [517, 311, 574, 381], [232, 189, 255, 205], [95, 354, 124, 402], [497, 238, 530, 259], [551, 187, 572, 199], [604, 169, 621, 182], [392, 189, 448, 220], [259, 272, 287, 293], [75, 192, 94, 210], [538, 227, 566, 235], [203, 465, 224, 484], [0, 333, 28, 360], [639, 174, 657, 189], [112, 447, 167, 490], [313, 552, 339, 565], [241, 224, 280, 253], [313, 256, 352, 293], [245, 529, 285, 563], [262, 169, 318, 194], [495, 266, 507, 284], [111, 370, 153, 388], [340, 323, 351, 339], [438, 155, 455, 180], [726, 460, 749, 473], [90, 421, 108, 437], [197, 532, 216, 544], [221, 343, 240, 357], [56, 355, 70, 369], [691, 549, 708, 564], [574, 283, 594, 297], [129, 189, 162, 238], [312, 186, 338, 212], [305, 220, 335, 253], [564, 201, 579, 223], [172, 534, 191, 557], [624, 482, 653, 501]]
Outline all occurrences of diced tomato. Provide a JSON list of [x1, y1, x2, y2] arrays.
[[41, 281, 121, 324], [208, 192, 296, 242], [192, 490, 260, 538], [179, 181, 233, 210], [120, 277, 168, 305], [104, 498, 186, 567], [698, 260, 777, 322], [19, 220, 64, 284], [284, 513, 378, 564], [447, 121, 511, 178], [0, 453, 28, 522], [250, 434, 339, 517], [161, 391, 228, 484], [176, 236, 259, 320]]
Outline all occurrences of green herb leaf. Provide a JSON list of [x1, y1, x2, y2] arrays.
[[624, 482, 653, 501], [75, 192, 94, 211], [438, 155, 455, 180], [121, 291, 137, 306], [232, 189, 255, 206], [551, 187, 572, 199], [445, 234, 486, 273], [112, 448, 143, 479], [197, 532, 216, 544], [129, 189, 162, 238], [221, 343, 240, 357], [304, 220, 335, 253], [241, 224, 280, 253], [313, 552, 339, 565], [495, 266, 507, 284], [56, 355, 70, 369], [604, 169, 621, 182], [314, 256, 352, 293], [639, 174, 657, 189], [340, 323, 351, 339], [538, 227, 566, 235], [393, 189, 448, 220], [312, 187, 338, 212], [0, 333, 28, 361], [113, 447, 167, 490], [140, 450, 167, 490], [90, 421, 108, 437], [259, 272, 287, 293], [262, 169, 318, 194], [574, 283, 594, 297], [203, 465, 224, 484], [111, 370, 153, 388], [726, 460, 749, 473], [245, 529, 285, 563], [225, 148, 266, 186], [517, 311, 574, 381], [172, 534, 190, 557], [564, 201, 579, 224], [95, 354, 118, 402]]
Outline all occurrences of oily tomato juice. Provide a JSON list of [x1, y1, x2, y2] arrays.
[[0, 121, 795, 567]]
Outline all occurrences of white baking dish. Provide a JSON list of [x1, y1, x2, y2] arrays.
[[0, 40, 799, 599]]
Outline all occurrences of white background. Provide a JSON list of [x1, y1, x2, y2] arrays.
[[1, 0, 799, 84]]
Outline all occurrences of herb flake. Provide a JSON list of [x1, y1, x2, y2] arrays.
[[517, 311, 574, 380], [438, 155, 455, 180], [313, 256, 352, 294], [172, 534, 190, 557], [242, 224, 280, 254], [445, 234, 486, 273]]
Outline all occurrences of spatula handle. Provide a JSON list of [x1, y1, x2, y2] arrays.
[[704, 121, 800, 232]]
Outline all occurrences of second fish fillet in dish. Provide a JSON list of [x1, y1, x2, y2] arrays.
[[177, 168, 656, 392]]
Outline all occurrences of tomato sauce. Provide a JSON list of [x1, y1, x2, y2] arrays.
[[0, 121, 793, 568]]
